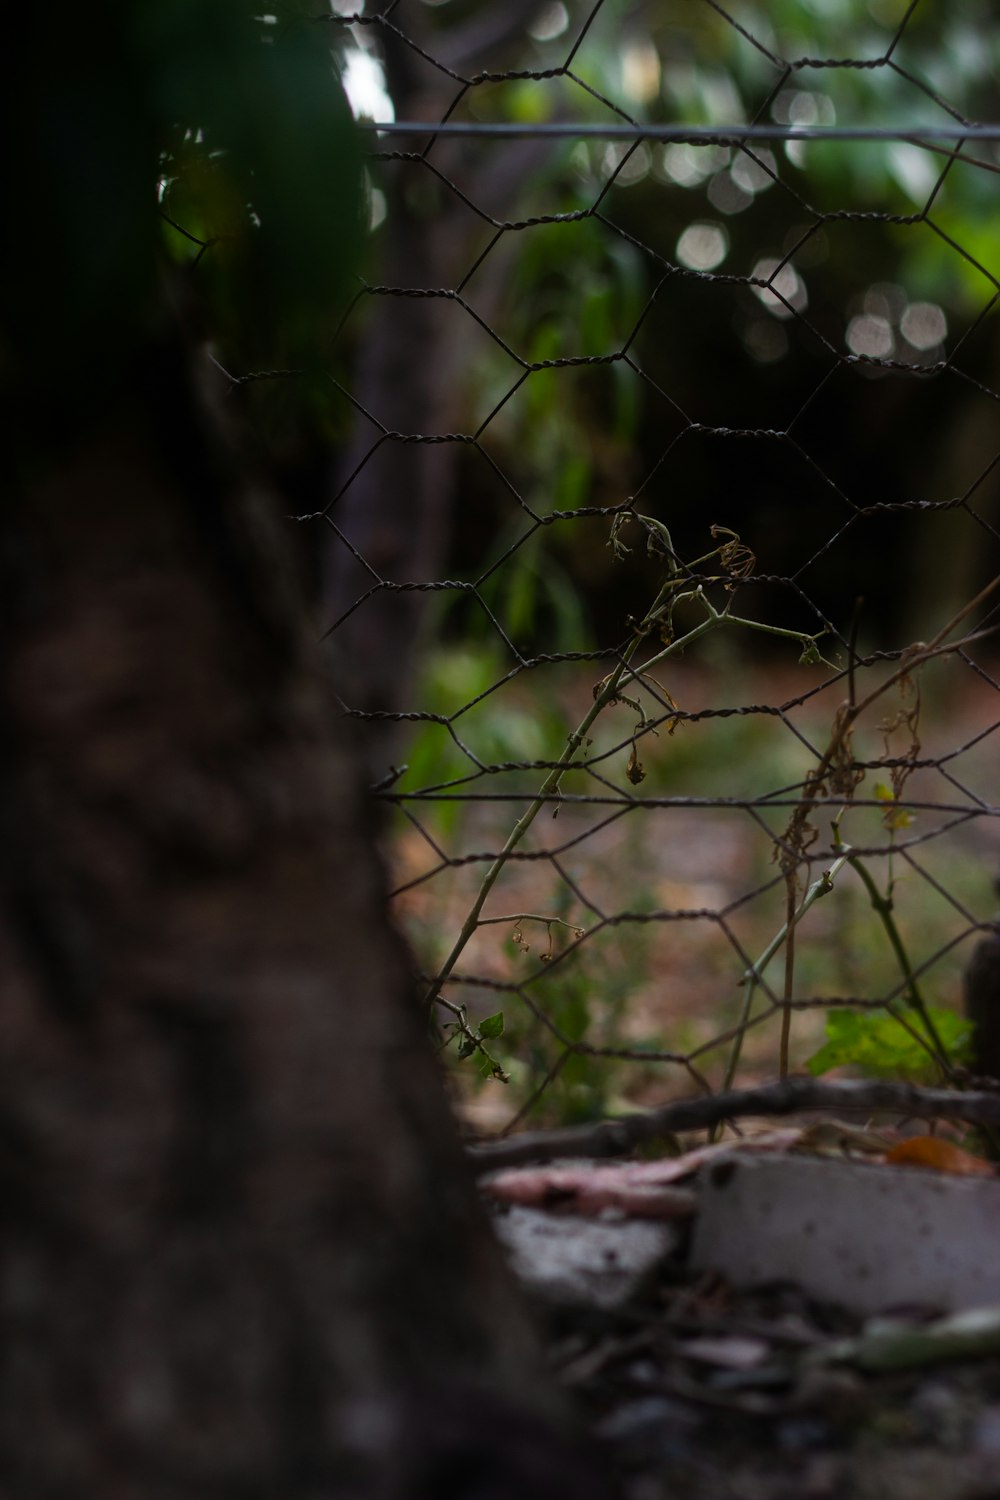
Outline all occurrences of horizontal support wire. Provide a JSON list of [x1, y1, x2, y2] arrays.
[[360, 120, 1000, 142]]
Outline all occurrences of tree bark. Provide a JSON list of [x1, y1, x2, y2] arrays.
[[0, 342, 595, 1497]]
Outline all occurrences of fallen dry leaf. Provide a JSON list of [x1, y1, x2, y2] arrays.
[[482, 1118, 991, 1220], [883, 1136, 996, 1176]]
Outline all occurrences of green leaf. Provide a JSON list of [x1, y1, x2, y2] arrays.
[[807, 1007, 972, 1082], [479, 1011, 505, 1040], [478, 1053, 510, 1084]]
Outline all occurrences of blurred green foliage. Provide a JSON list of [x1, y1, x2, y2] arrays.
[[390, 0, 1000, 641], [402, 639, 571, 842], [807, 1004, 972, 1081], [505, 894, 658, 1126]]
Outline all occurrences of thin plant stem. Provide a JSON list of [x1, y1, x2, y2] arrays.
[[837, 841, 952, 1075], [720, 853, 850, 1111], [780, 877, 797, 1079], [784, 581, 1000, 862]]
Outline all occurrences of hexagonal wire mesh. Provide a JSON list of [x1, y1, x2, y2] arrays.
[[274, 3, 1000, 1130]]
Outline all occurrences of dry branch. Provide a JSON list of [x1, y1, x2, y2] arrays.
[[467, 1077, 1000, 1173]]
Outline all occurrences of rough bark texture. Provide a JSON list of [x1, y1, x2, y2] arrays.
[[0, 343, 594, 1497]]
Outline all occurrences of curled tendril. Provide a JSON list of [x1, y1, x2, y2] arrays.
[[710, 524, 756, 582]]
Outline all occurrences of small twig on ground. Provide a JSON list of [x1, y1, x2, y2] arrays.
[[466, 1076, 1000, 1172]]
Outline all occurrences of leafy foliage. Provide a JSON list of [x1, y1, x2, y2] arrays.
[[807, 1006, 972, 1083]]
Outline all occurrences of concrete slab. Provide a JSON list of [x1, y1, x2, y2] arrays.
[[493, 1205, 682, 1310], [689, 1153, 1000, 1316]]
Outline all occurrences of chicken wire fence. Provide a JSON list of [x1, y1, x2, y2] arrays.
[[306, 1, 1000, 1130]]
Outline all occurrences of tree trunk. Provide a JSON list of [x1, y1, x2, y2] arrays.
[[0, 342, 595, 1497]]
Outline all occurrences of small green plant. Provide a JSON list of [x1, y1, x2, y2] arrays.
[[504, 892, 657, 1126], [438, 1003, 510, 1083]]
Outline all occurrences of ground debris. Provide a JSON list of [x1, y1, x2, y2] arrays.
[[554, 1275, 1000, 1500], [488, 1141, 1000, 1497]]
